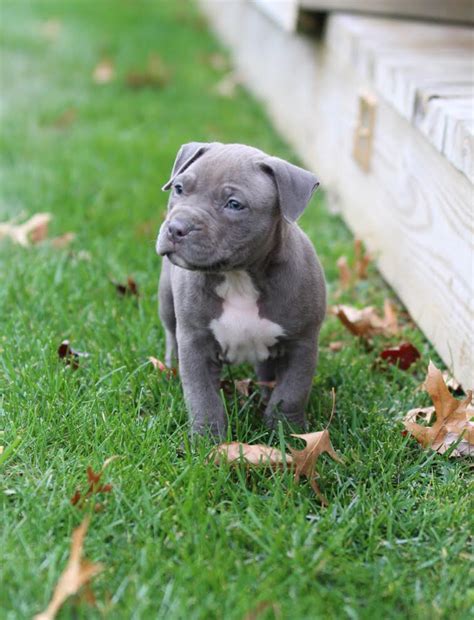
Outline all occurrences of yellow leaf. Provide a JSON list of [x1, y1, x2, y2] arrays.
[[404, 361, 473, 457], [34, 518, 103, 620]]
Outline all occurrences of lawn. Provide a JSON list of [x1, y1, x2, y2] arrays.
[[0, 1, 472, 619]]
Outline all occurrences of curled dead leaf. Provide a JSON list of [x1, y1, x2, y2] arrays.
[[34, 518, 103, 620], [244, 600, 281, 620], [125, 53, 170, 89], [51, 232, 76, 248], [380, 341, 421, 370], [52, 108, 76, 129], [332, 299, 399, 338], [289, 430, 344, 505], [148, 356, 177, 378], [93, 58, 114, 84], [58, 340, 89, 370], [212, 442, 291, 467], [335, 239, 372, 294], [211, 390, 343, 504], [403, 361, 474, 457], [336, 256, 351, 290], [112, 276, 139, 297], [0, 213, 51, 246], [354, 238, 371, 279], [70, 456, 119, 510]]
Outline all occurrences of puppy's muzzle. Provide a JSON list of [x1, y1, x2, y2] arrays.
[[166, 218, 192, 243]]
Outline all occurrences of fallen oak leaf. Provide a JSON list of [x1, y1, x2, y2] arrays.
[[335, 239, 372, 293], [332, 299, 399, 338], [403, 361, 474, 457], [92, 58, 114, 84], [58, 340, 89, 370], [125, 53, 170, 89], [111, 276, 139, 297], [354, 238, 372, 279], [211, 390, 343, 503], [380, 341, 421, 370], [34, 517, 103, 620], [0, 213, 51, 246], [52, 108, 76, 129], [148, 356, 177, 378], [51, 232, 75, 248], [244, 600, 281, 620], [70, 456, 119, 510], [336, 256, 352, 290], [212, 442, 291, 467]]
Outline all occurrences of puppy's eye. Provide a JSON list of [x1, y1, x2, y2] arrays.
[[174, 183, 183, 195], [226, 198, 244, 211]]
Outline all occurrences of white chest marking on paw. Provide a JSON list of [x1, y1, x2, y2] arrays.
[[210, 271, 284, 364]]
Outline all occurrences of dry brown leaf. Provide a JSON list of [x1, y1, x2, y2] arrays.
[[112, 276, 139, 297], [380, 341, 421, 370], [332, 299, 399, 338], [212, 442, 291, 467], [52, 108, 76, 129], [404, 361, 474, 457], [220, 378, 276, 399], [289, 430, 343, 505], [336, 256, 352, 290], [212, 391, 342, 504], [335, 239, 372, 293], [125, 53, 170, 89], [51, 232, 76, 248], [212, 429, 342, 504], [354, 238, 371, 279], [70, 456, 118, 510], [93, 59, 114, 84], [0, 213, 51, 246], [34, 518, 103, 620], [148, 356, 177, 378], [244, 600, 281, 620], [58, 340, 89, 370]]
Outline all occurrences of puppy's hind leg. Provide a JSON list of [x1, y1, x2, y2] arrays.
[[158, 259, 178, 368]]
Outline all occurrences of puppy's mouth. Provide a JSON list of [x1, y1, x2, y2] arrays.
[[165, 252, 230, 272]]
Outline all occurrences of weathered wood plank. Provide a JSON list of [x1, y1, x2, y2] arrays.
[[300, 0, 474, 24]]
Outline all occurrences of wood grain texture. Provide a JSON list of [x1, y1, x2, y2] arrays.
[[326, 15, 474, 180], [199, 1, 474, 388], [300, 0, 474, 24]]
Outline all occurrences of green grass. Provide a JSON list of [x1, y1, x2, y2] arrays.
[[0, 1, 472, 619]]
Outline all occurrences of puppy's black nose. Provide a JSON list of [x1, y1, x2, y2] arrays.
[[167, 219, 191, 242]]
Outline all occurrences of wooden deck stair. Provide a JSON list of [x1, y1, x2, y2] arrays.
[[199, 0, 474, 389]]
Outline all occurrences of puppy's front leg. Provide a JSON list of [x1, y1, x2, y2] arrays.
[[178, 330, 227, 438], [264, 336, 319, 430]]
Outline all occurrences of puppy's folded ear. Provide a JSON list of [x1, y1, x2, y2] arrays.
[[260, 157, 319, 222], [162, 142, 218, 190]]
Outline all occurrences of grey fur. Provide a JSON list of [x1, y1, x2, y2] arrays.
[[156, 142, 326, 438]]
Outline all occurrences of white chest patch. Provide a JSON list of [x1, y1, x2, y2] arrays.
[[210, 271, 285, 365]]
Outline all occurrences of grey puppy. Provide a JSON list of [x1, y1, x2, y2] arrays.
[[156, 142, 326, 438]]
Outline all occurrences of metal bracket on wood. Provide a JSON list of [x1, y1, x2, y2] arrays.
[[353, 92, 377, 172]]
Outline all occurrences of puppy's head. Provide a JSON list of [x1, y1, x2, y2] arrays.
[[156, 142, 319, 272]]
